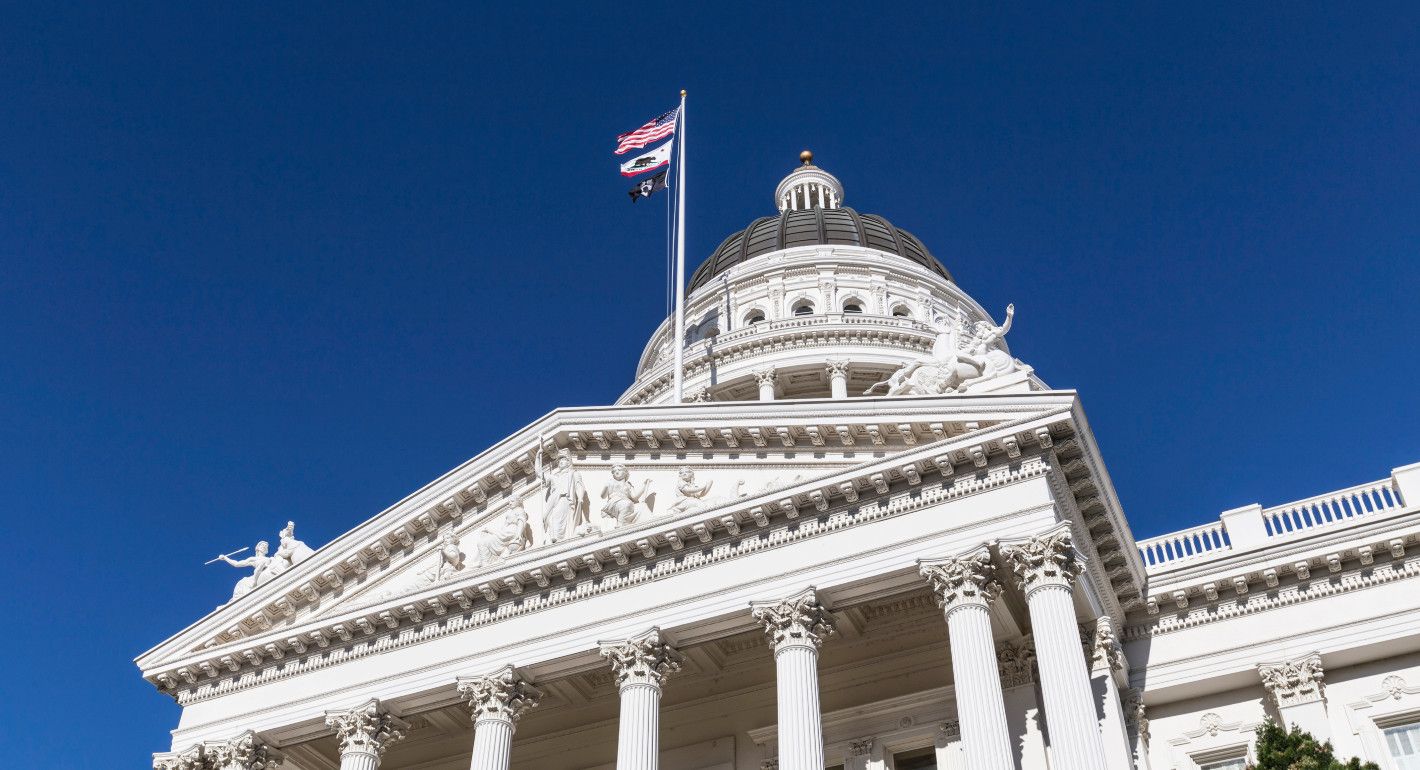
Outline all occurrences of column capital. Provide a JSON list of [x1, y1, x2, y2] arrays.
[[1085, 617, 1126, 674], [753, 367, 778, 387], [825, 358, 850, 378], [324, 699, 409, 759], [600, 627, 683, 689], [205, 731, 283, 770], [457, 665, 541, 724], [1258, 652, 1325, 707], [751, 586, 836, 651], [1123, 688, 1149, 741], [996, 637, 1037, 689], [153, 745, 205, 770], [1001, 523, 1082, 596], [919, 547, 1002, 615], [847, 737, 875, 756]]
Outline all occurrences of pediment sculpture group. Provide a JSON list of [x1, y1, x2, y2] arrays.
[[213, 454, 800, 603], [425, 454, 797, 581]]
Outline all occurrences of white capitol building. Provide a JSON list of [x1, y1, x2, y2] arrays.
[[139, 154, 1420, 770]]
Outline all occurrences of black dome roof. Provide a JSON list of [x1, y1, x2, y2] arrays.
[[687, 206, 951, 292]]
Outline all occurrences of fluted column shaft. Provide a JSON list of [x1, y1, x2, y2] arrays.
[[615, 680, 662, 770], [1028, 584, 1108, 769], [946, 604, 1014, 770], [752, 587, 835, 770], [601, 627, 681, 770], [338, 750, 380, 770], [920, 549, 1013, 770], [469, 716, 514, 770], [774, 640, 825, 770], [1004, 525, 1108, 770]]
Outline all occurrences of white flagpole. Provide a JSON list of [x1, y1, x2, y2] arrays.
[[672, 89, 688, 404]]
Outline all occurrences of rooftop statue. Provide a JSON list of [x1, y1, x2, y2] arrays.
[[864, 304, 1016, 396], [210, 520, 318, 602], [213, 540, 278, 601]]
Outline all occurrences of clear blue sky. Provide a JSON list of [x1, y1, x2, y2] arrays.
[[2, 3, 1416, 765]]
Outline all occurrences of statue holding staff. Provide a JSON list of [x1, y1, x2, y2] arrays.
[[535, 446, 589, 543], [214, 540, 278, 600]]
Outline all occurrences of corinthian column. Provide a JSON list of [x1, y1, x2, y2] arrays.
[[750, 587, 836, 770], [754, 367, 778, 401], [205, 731, 283, 770], [825, 359, 849, 399], [1086, 618, 1135, 770], [457, 665, 541, 770], [324, 699, 409, 770], [601, 627, 683, 770], [1002, 524, 1108, 770], [919, 548, 1013, 770], [1258, 652, 1330, 739]]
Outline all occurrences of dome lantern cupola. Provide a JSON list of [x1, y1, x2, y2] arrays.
[[775, 150, 844, 212]]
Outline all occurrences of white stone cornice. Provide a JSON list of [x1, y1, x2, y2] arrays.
[[1258, 652, 1325, 707], [751, 586, 836, 651], [140, 395, 1076, 674], [143, 406, 1075, 701], [1126, 526, 1420, 640], [599, 627, 683, 689], [918, 546, 1001, 616], [456, 665, 541, 724], [323, 699, 408, 759]]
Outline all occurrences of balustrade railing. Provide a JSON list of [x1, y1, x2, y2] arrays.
[[1138, 521, 1230, 569], [1261, 478, 1401, 536], [1138, 475, 1407, 574]]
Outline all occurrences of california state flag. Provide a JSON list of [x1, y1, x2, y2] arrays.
[[619, 141, 673, 177]]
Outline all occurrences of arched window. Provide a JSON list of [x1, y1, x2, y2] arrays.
[[842, 300, 864, 314], [891, 304, 913, 318], [744, 309, 766, 325], [792, 300, 815, 317]]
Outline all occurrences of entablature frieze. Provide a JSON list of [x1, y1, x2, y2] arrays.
[[1124, 530, 1420, 643], [144, 414, 1072, 705]]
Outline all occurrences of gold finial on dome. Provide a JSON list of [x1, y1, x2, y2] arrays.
[[800, 149, 814, 165]]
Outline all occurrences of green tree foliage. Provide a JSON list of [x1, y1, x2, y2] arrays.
[[1250, 719, 1379, 770]]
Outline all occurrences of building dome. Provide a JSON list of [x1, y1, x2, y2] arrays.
[[619, 152, 1028, 406], [687, 152, 951, 291], [687, 206, 951, 291]]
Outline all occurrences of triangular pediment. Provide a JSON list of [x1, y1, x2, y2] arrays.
[[138, 393, 1114, 689]]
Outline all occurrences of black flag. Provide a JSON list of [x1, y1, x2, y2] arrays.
[[628, 170, 668, 203]]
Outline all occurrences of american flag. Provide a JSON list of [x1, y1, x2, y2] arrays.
[[614, 108, 679, 155]]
